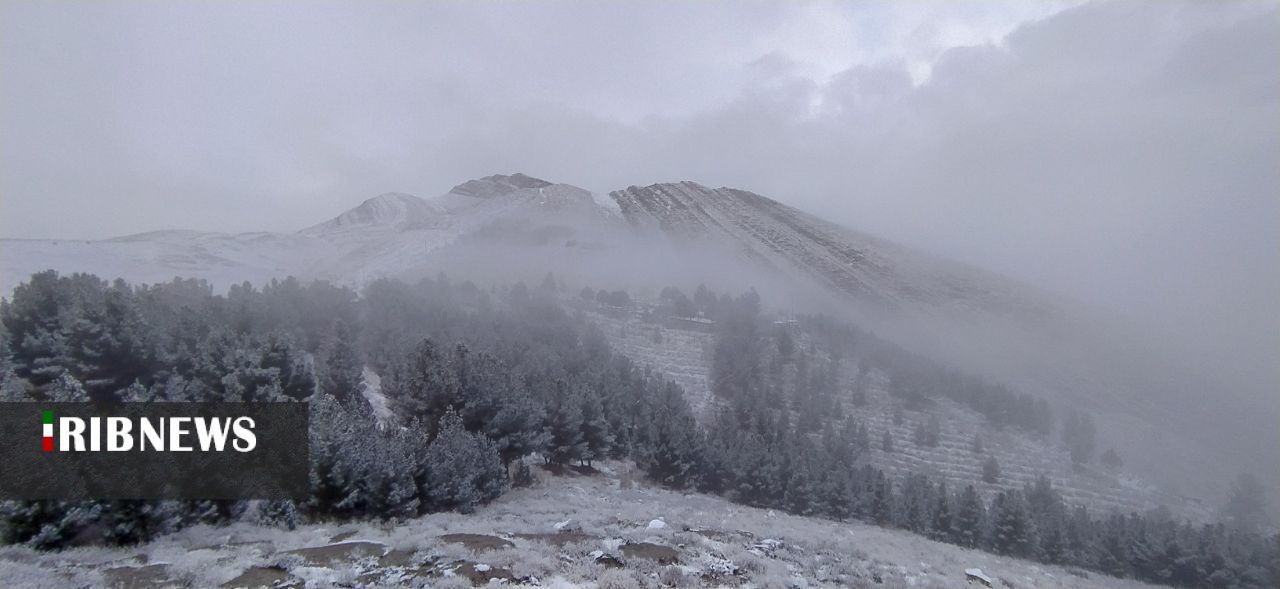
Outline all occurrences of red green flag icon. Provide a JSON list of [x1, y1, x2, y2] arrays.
[[42, 410, 53, 452]]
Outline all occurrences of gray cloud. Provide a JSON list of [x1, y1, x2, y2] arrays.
[[2, 1, 1276, 402]]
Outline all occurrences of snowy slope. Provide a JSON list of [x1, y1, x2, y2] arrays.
[[0, 174, 624, 295], [0, 231, 334, 295], [3, 174, 1054, 333], [611, 181, 1055, 324]]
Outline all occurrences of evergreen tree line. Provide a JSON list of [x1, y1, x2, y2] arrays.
[[653, 288, 1276, 588], [678, 402, 1277, 588], [0, 271, 703, 549]]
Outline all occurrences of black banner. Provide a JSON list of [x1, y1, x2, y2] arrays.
[[0, 402, 309, 500]]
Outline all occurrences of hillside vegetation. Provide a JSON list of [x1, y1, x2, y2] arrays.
[[0, 271, 1275, 588]]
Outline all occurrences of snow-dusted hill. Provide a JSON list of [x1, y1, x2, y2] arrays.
[[0, 174, 627, 295], [612, 182, 1054, 324]]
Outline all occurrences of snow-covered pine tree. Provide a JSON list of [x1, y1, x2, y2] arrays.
[[48, 372, 89, 402], [318, 319, 362, 403], [635, 382, 703, 490], [954, 485, 986, 548], [484, 387, 549, 468], [870, 470, 894, 526], [424, 408, 507, 514], [0, 337, 30, 401], [929, 482, 953, 542], [982, 455, 1001, 484], [579, 389, 613, 467], [544, 386, 586, 466], [991, 490, 1038, 558]]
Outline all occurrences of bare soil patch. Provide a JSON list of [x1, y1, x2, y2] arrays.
[[103, 563, 170, 589], [513, 531, 598, 546], [439, 533, 514, 551], [220, 565, 299, 588], [621, 541, 680, 564], [280, 540, 386, 565]]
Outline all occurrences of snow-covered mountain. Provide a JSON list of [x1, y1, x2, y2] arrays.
[[0, 174, 628, 294], [3, 173, 1052, 328], [612, 181, 1054, 325], [301, 192, 447, 233], [0, 172, 1269, 511]]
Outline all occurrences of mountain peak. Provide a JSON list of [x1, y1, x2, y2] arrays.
[[302, 192, 441, 234], [449, 173, 554, 198]]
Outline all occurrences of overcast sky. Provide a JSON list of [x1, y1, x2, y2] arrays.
[[2, 0, 1277, 384]]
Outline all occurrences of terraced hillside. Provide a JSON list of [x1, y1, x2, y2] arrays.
[[581, 307, 718, 419], [843, 369, 1208, 520], [579, 301, 1211, 522]]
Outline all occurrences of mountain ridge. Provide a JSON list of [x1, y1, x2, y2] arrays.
[[0, 172, 1082, 330], [0, 171, 1271, 515]]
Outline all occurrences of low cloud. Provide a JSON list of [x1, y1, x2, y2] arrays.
[[2, 1, 1275, 408]]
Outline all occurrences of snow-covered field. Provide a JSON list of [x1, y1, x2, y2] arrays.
[[0, 464, 1171, 589]]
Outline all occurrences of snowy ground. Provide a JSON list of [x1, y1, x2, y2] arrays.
[[0, 463, 1170, 589]]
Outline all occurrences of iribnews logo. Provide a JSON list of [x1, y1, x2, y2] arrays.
[[40, 409, 258, 453]]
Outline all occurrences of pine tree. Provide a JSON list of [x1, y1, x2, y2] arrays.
[[1101, 448, 1123, 471], [48, 372, 89, 402], [319, 320, 362, 403], [636, 383, 704, 490], [383, 338, 460, 428], [882, 429, 895, 453], [424, 409, 507, 513], [783, 440, 818, 516], [851, 362, 869, 406], [954, 485, 986, 548], [930, 482, 953, 542], [0, 337, 30, 401], [982, 455, 1001, 484], [1, 271, 158, 400], [579, 391, 614, 467], [484, 387, 548, 468], [0, 500, 103, 549], [871, 471, 894, 526], [544, 387, 585, 466], [0, 336, 26, 400], [991, 490, 1038, 558], [1026, 475, 1066, 563], [897, 473, 935, 533], [539, 272, 558, 293]]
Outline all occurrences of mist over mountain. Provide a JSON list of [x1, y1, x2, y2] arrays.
[[1, 2, 1275, 587], [2, 171, 1275, 509]]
